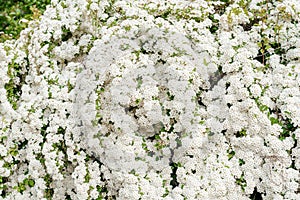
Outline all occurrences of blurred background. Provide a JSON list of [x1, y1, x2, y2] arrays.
[[0, 0, 51, 42]]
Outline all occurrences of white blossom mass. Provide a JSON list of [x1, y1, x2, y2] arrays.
[[0, 0, 299, 199]]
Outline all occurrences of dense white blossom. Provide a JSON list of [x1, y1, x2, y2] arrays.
[[0, 0, 299, 199]]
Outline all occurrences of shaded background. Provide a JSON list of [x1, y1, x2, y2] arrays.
[[0, 0, 50, 42]]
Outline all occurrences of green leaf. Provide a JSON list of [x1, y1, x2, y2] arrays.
[[270, 117, 279, 125], [28, 179, 35, 187]]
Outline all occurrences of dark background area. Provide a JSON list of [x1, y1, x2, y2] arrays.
[[0, 0, 51, 42]]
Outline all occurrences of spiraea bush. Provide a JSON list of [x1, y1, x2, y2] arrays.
[[0, 0, 299, 199]]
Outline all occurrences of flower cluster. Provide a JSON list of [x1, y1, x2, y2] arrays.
[[0, 0, 299, 199]]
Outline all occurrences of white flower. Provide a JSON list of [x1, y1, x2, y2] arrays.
[[250, 84, 262, 97], [54, 41, 80, 61]]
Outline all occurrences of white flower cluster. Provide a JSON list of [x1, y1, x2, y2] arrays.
[[0, 0, 299, 199]]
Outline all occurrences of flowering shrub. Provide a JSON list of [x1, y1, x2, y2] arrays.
[[0, 0, 299, 199]]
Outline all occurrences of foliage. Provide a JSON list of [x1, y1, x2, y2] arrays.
[[0, 0, 50, 42]]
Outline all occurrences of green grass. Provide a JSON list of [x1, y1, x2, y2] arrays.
[[0, 0, 51, 42]]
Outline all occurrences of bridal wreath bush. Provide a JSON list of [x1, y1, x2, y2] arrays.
[[0, 0, 299, 199]]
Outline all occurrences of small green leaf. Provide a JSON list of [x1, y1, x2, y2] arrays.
[[28, 179, 35, 187]]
